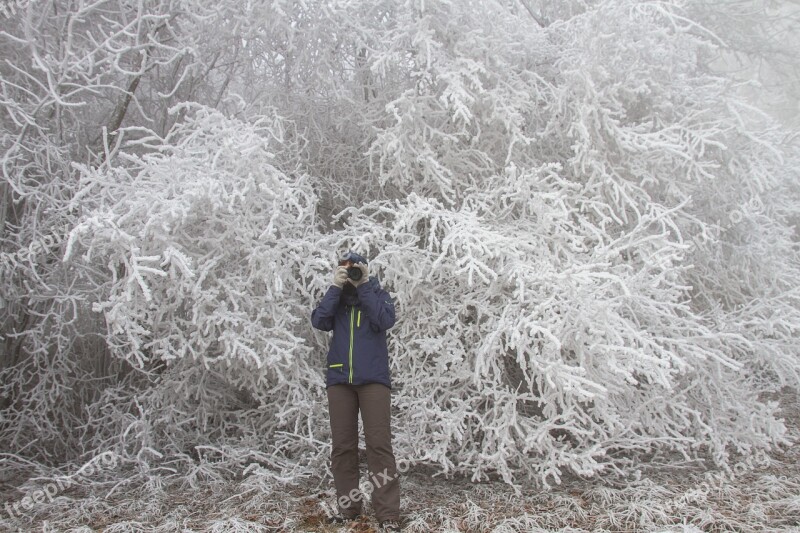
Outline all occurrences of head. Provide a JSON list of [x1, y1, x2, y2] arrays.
[[339, 251, 368, 282], [339, 250, 368, 298]]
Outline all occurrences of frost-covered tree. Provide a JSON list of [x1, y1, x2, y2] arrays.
[[62, 103, 333, 480], [308, 0, 800, 484], [2, 0, 799, 493], [0, 0, 258, 466]]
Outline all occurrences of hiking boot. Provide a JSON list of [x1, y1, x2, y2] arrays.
[[378, 519, 403, 532], [326, 513, 362, 525]]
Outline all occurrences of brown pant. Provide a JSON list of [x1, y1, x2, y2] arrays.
[[327, 383, 400, 522]]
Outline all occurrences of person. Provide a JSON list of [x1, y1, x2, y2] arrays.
[[311, 251, 402, 532]]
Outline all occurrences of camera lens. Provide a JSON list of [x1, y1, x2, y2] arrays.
[[347, 267, 362, 281]]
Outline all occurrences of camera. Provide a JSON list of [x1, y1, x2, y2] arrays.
[[346, 264, 362, 281], [338, 251, 368, 282]]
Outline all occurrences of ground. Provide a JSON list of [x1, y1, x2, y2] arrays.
[[1, 388, 798, 532]]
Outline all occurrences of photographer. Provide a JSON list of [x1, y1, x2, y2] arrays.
[[310, 251, 402, 532]]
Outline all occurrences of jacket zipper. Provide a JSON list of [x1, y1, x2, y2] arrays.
[[348, 306, 355, 383]]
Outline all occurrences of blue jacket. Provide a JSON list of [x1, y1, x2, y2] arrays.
[[311, 276, 396, 388]]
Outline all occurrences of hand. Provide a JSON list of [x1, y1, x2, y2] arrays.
[[349, 262, 369, 287], [332, 266, 349, 288]]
